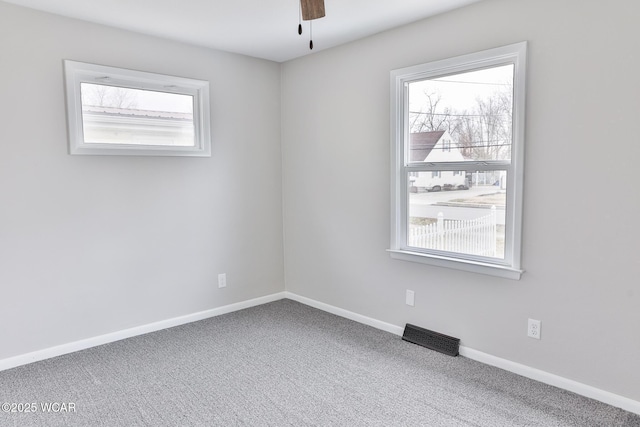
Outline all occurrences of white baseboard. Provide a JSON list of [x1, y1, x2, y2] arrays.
[[284, 292, 405, 336], [2, 290, 638, 416], [284, 291, 640, 416], [458, 346, 640, 416], [0, 291, 286, 373]]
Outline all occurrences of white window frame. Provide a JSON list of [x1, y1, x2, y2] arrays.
[[64, 60, 211, 157], [389, 42, 527, 280]]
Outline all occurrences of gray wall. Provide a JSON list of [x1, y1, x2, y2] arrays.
[[0, 3, 284, 359], [281, 0, 640, 401]]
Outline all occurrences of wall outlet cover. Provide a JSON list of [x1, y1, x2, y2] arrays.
[[528, 318, 541, 339], [406, 290, 415, 306]]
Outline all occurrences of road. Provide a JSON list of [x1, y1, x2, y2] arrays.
[[409, 185, 506, 225]]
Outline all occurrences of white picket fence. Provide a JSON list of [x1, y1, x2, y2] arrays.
[[409, 206, 497, 257]]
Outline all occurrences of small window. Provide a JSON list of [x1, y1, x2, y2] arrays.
[[389, 42, 527, 279], [64, 60, 211, 156]]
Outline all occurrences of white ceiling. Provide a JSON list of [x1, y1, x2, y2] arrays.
[[3, 0, 483, 62]]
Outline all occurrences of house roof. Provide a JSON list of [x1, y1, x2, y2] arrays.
[[82, 105, 193, 121], [409, 131, 445, 162]]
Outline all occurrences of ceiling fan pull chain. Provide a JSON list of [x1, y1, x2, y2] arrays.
[[298, 0, 323, 49]]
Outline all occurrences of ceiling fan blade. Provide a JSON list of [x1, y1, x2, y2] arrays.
[[300, 0, 325, 21]]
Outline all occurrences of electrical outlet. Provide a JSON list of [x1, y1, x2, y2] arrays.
[[406, 290, 415, 307], [218, 273, 227, 288], [528, 318, 541, 339]]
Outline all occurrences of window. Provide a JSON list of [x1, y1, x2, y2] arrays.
[[389, 42, 527, 279], [64, 60, 211, 156]]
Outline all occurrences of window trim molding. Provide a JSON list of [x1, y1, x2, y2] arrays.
[[389, 42, 527, 280], [63, 60, 212, 157]]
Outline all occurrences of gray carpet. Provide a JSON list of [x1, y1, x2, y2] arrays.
[[1, 299, 638, 426]]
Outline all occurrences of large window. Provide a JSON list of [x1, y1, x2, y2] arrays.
[[64, 60, 211, 156], [389, 42, 527, 279]]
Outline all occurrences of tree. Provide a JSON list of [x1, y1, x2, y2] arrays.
[[411, 84, 513, 161], [409, 91, 456, 134], [451, 84, 512, 161], [81, 83, 138, 109]]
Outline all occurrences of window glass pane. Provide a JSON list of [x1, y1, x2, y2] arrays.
[[408, 171, 507, 259], [80, 83, 195, 147], [407, 64, 514, 163]]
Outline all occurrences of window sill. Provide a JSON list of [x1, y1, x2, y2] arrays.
[[387, 249, 523, 280]]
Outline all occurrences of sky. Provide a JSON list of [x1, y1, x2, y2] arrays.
[[81, 83, 194, 113], [409, 64, 513, 113]]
